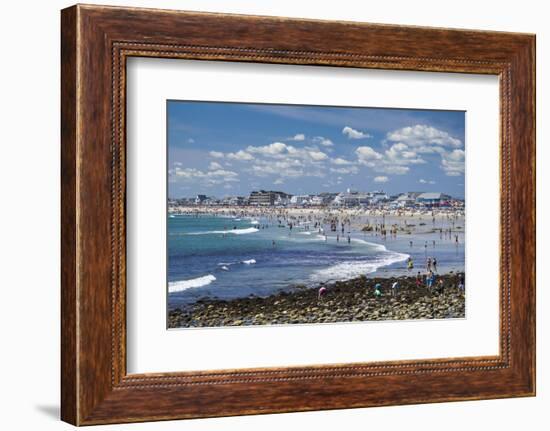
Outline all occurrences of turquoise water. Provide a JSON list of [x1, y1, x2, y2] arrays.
[[167, 214, 411, 308]]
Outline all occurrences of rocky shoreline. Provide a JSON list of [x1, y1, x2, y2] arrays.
[[168, 273, 465, 328]]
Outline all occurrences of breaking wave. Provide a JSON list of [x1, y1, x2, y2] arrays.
[[168, 274, 216, 293]]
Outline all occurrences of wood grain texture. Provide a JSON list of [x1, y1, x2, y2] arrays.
[[60, 4, 536, 425], [60, 5, 78, 425]]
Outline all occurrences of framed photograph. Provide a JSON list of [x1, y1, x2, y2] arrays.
[[61, 4, 535, 425]]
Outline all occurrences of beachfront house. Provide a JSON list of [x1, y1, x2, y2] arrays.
[[415, 192, 452, 207], [274, 193, 291, 206], [394, 192, 422, 208], [368, 190, 389, 205], [332, 190, 370, 207], [290, 194, 311, 206], [318, 192, 339, 206], [195, 194, 209, 205], [248, 190, 291, 206], [221, 196, 246, 206], [310, 196, 324, 206]]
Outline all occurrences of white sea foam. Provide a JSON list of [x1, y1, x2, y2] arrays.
[[220, 266, 229, 271], [310, 251, 409, 284], [351, 238, 388, 251], [168, 274, 216, 293], [242, 259, 256, 265], [186, 227, 259, 235], [250, 220, 260, 225]]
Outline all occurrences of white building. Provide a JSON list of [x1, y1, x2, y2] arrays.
[[394, 192, 420, 207], [415, 192, 451, 206], [333, 191, 370, 207], [290, 195, 311, 206], [310, 196, 324, 206], [369, 191, 389, 204]]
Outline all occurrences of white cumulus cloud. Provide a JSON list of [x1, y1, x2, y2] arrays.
[[331, 157, 354, 165], [441, 149, 465, 176], [208, 161, 223, 170], [386, 124, 462, 148], [312, 136, 334, 147], [374, 176, 389, 183], [355, 146, 383, 162], [288, 133, 305, 141], [227, 150, 254, 161], [342, 126, 372, 139], [172, 166, 240, 186], [308, 150, 328, 161], [383, 124, 464, 177], [246, 142, 288, 156], [330, 166, 359, 175], [209, 151, 224, 159]]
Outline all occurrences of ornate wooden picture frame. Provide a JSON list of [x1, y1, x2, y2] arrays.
[[61, 4, 535, 425]]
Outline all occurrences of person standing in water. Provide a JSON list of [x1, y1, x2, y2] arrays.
[[407, 257, 414, 272], [432, 257, 438, 273]]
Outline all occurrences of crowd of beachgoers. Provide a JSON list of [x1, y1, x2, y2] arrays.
[[167, 204, 466, 328], [169, 204, 464, 235]]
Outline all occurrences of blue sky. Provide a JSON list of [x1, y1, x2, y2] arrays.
[[168, 101, 465, 199]]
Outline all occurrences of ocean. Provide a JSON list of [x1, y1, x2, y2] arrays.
[[166, 214, 450, 308]]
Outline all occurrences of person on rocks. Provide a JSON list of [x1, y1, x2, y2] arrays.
[[436, 278, 445, 294], [318, 286, 327, 301], [391, 281, 399, 297], [426, 270, 435, 292], [457, 274, 465, 291], [374, 283, 382, 297], [416, 272, 422, 288]]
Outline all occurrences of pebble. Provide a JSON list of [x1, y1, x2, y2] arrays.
[[168, 274, 465, 328]]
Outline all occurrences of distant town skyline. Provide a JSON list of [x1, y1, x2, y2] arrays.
[[168, 188, 462, 201], [168, 101, 465, 199]]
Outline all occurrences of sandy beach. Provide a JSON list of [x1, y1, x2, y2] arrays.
[[169, 205, 464, 229]]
